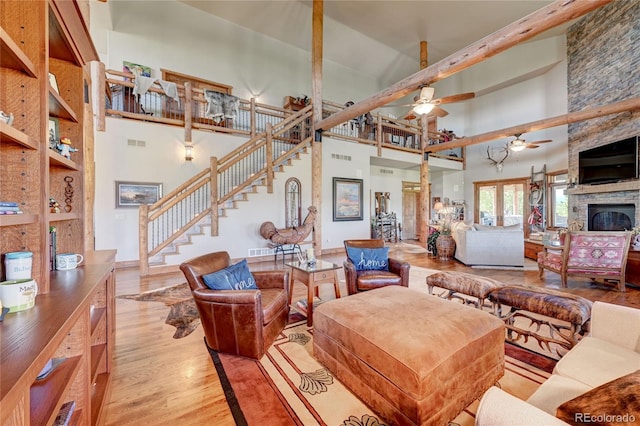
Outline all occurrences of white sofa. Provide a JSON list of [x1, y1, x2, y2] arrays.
[[475, 301, 640, 425], [452, 223, 524, 267]]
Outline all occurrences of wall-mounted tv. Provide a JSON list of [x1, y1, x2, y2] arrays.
[[578, 136, 639, 185]]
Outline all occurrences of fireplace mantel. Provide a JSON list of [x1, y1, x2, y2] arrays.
[[566, 180, 640, 195]]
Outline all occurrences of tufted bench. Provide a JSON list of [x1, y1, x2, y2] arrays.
[[488, 286, 593, 354], [313, 286, 505, 426], [426, 271, 507, 310]]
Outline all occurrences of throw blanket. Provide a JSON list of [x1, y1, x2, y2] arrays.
[[204, 90, 239, 123], [132, 75, 180, 105]]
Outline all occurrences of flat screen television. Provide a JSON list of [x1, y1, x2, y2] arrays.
[[578, 136, 639, 185]]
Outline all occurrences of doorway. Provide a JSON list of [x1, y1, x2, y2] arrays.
[[474, 178, 527, 227], [402, 181, 422, 240]]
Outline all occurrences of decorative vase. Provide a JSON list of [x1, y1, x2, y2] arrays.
[[436, 234, 456, 261]]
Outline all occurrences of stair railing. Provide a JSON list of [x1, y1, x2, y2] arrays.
[[138, 105, 313, 275]]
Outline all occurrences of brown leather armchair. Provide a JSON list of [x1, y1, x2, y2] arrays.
[[180, 251, 290, 359], [343, 239, 410, 295]]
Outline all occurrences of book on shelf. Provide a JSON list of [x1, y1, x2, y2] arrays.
[[0, 201, 18, 207], [54, 401, 76, 426], [0, 209, 23, 214]]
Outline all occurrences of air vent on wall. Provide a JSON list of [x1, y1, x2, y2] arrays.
[[331, 153, 352, 161], [248, 248, 275, 257], [127, 139, 146, 147], [380, 168, 394, 175]]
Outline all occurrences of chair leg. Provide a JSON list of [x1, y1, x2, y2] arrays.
[[561, 272, 567, 288]]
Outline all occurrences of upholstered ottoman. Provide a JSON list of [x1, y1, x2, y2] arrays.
[[426, 271, 507, 310], [313, 286, 505, 425], [489, 286, 592, 353]]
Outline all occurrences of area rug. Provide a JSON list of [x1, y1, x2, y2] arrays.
[[210, 320, 554, 426]]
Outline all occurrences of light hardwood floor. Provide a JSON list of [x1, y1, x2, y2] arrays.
[[104, 242, 640, 425]]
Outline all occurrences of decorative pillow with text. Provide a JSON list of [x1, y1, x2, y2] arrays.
[[346, 247, 389, 271], [203, 259, 258, 290]]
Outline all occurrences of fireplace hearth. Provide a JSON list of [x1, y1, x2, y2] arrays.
[[587, 204, 636, 231]]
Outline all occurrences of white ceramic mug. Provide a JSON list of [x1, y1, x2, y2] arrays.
[[55, 253, 84, 270], [0, 278, 38, 312]]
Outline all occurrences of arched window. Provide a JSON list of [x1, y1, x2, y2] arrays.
[[285, 178, 301, 227]]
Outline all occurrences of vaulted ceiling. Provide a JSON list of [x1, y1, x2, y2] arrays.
[[175, 1, 562, 87]]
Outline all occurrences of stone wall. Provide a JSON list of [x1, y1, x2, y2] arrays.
[[567, 0, 640, 230]]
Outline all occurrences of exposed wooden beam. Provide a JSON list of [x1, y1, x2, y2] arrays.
[[425, 97, 640, 152], [314, 0, 612, 131], [312, 0, 323, 253]]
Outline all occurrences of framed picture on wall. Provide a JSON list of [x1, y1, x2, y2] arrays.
[[333, 177, 363, 221], [116, 181, 163, 208]]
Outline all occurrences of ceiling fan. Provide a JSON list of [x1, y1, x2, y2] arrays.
[[508, 133, 553, 151], [380, 85, 475, 120]]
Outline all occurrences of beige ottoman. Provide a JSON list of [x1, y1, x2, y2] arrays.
[[313, 286, 505, 426]]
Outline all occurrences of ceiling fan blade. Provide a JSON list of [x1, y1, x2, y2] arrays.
[[379, 103, 413, 108], [429, 105, 449, 117], [433, 92, 475, 105], [525, 144, 541, 149], [528, 139, 553, 145]]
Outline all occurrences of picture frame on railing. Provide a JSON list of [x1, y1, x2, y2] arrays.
[[116, 181, 163, 208], [333, 177, 363, 221]]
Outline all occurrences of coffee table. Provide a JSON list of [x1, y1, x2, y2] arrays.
[[286, 260, 342, 326]]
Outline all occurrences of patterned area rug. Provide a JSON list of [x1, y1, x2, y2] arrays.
[[209, 320, 554, 426]]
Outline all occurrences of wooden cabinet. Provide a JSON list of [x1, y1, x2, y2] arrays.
[[626, 248, 640, 288], [524, 239, 543, 260], [0, 0, 97, 294], [0, 250, 116, 426]]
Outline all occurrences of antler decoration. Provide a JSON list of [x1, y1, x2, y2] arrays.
[[486, 144, 510, 172]]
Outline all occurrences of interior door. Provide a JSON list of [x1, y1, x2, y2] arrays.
[[402, 181, 421, 240], [475, 179, 526, 227]]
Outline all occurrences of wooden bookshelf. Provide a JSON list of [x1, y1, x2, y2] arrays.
[[0, 1, 110, 425]]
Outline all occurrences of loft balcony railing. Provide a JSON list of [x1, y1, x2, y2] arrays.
[[98, 66, 463, 159]]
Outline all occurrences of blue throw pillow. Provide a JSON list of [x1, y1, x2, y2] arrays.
[[202, 259, 258, 290], [346, 247, 389, 271]]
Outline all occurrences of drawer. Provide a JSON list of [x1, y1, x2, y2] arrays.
[[313, 271, 334, 281]]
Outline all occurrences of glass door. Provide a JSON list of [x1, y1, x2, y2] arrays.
[[475, 179, 526, 227]]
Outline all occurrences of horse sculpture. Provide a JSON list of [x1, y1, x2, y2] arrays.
[[259, 206, 318, 245]]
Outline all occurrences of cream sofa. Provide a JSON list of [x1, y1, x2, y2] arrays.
[[452, 223, 524, 267], [475, 301, 640, 425]]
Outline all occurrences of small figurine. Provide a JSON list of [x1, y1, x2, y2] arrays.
[[0, 111, 14, 126], [49, 197, 60, 213], [56, 137, 78, 159]]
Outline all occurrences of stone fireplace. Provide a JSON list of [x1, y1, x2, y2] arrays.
[[566, 2, 640, 231], [587, 203, 635, 231]]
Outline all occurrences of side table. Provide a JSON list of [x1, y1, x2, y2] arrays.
[[286, 260, 342, 326]]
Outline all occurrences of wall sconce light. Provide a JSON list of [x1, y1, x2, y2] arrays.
[[184, 144, 193, 161]]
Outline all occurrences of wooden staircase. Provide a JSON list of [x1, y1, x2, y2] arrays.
[[139, 105, 313, 275]]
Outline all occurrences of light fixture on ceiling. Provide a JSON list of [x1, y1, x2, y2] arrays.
[[412, 102, 436, 116], [412, 86, 436, 115], [185, 144, 194, 161], [509, 134, 527, 152]]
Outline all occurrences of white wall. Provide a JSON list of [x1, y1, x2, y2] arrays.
[[432, 36, 569, 220]]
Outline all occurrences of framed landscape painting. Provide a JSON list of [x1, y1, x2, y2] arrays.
[[116, 181, 163, 208], [333, 177, 363, 221]]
